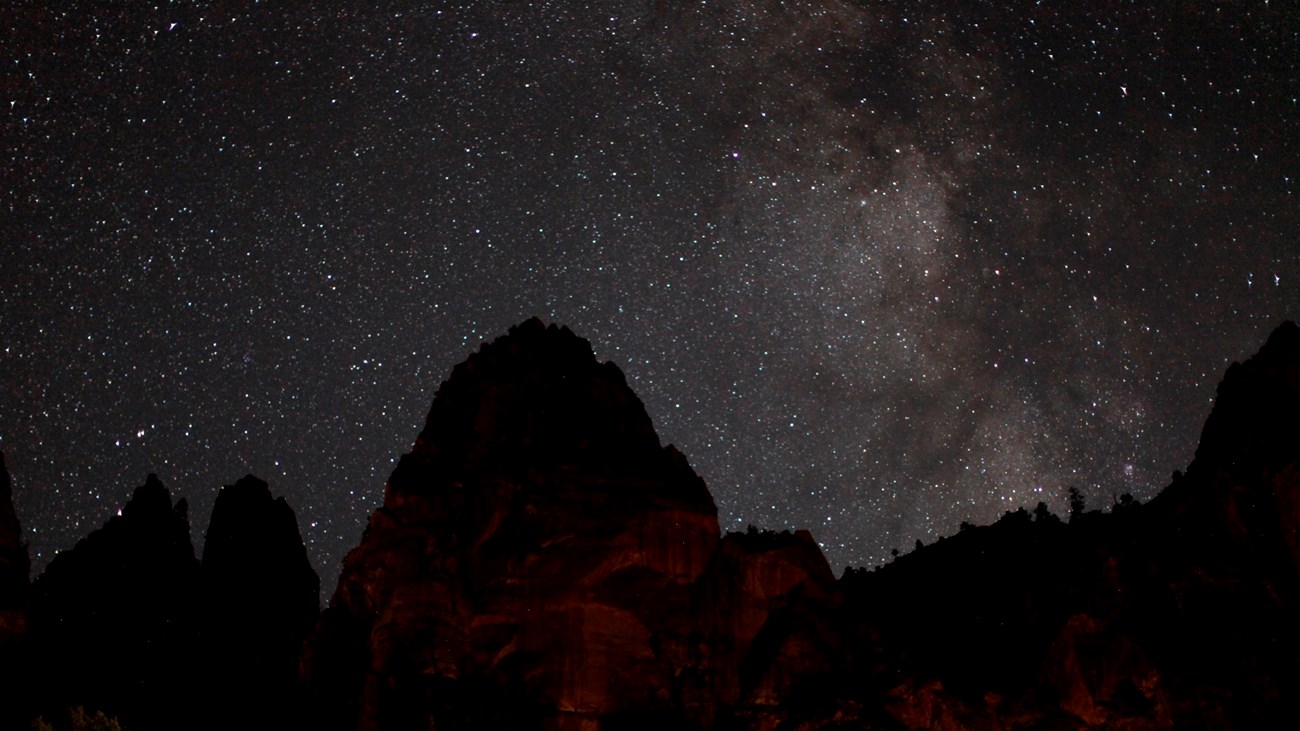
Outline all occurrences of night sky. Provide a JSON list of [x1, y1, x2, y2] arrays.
[[3, 2, 1296, 586]]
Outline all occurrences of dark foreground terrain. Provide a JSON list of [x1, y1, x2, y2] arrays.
[[3, 318, 1298, 730]]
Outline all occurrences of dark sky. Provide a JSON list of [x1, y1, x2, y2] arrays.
[[3, 2, 1296, 585]]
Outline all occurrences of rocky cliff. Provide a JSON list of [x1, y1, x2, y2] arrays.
[[688, 527, 843, 728], [828, 321, 1300, 730], [307, 319, 718, 730], [306, 318, 838, 731], [309, 318, 1300, 731]]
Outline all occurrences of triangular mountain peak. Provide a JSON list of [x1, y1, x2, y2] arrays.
[[407, 317, 664, 481], [308, 320, 736, 730]]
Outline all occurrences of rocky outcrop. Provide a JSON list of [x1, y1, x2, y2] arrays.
[[833, 321, 1300, 731], [1132, 319, 1300, 728], [688, 527, 841, 727], [307, 318, 1300, 730], [28, 475, 200, 729], [1188, 320, 1300, 478], [308, 319, 726, 730], [1040, 613, 1171, 729], [200, 474, 320, 729], [306, 320, 849, 730], [1151, 320, 1300, 569]]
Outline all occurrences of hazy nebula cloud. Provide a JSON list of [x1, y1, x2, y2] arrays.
[[2, 1, 1295, 580]]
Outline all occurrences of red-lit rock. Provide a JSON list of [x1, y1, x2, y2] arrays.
[[1041, 613, 1170, 729], [307, 319, 730, 730], [689, 527, 840, 724], [308, 318, 1300, 730]]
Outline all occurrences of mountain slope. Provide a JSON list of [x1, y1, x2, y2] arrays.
[[307, 318, 726, 730], [310, 319, 1300, 731], [834, 321, 1300, 730]]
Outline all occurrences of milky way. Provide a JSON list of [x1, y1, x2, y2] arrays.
[[3, 2, 1296, 584]]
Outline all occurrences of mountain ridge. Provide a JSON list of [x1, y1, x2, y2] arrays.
[[1, 318, 1297, 730]]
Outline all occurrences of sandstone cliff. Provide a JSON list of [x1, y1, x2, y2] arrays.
[[831, 320, 1300, 730], [307, 318, 839, 731], [308, 319, 719, 730], [309, 318, 1300, 731]]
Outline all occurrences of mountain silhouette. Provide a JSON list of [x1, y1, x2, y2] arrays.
[[5, 318, 1299, 730], [305, 318, 728, 730], [302, 318, 1300, 729], [27, 475, 200, 729], [199, 474, 320, 730], [834, 320, 1300, 729], [23, 474, 318, 731]]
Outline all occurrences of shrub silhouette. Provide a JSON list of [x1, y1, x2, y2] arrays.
[[31, 707, 125, 731]]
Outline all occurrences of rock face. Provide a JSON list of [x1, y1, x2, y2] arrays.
[[294, 317, 834, 731], [200, 474, 320, 729], [688, 527, 841, 726], [12, 317, 1294, 729], [1160, 320, 1300, 573], [1189, 320, 1300, 478], [309, 319, 721, 730], [28, 475, 200, 729], [309, 318, 1300, 731], [830, 321, 1300, 731]]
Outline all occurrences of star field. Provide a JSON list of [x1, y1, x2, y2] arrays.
[[3, 2, 1296, 584]]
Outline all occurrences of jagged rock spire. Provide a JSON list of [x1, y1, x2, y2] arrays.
[[200, 474, 319, 730], [28, 474, 200, 730], [406, 317, 665, 479]]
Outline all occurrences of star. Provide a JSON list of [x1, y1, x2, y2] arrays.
[[1, 1, 1294, 586]]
